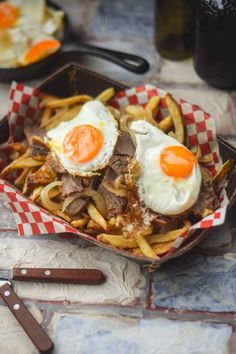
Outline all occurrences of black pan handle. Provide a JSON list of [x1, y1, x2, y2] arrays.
[[72, 43, 150, 74]]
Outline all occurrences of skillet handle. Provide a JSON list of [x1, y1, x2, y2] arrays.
[[73, 43, 150, 74]]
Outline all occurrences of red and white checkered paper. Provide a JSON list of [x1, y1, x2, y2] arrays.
[[0, 82, 229, 257]]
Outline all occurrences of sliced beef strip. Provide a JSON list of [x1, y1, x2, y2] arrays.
[[29, 136, 49, 158], [114, 132, 135, 157], [98, 184, 127, 219], [147, 210, 179, 233], [61, 174, 97, 197], [190, 180, 218, 216], [24, 126, 46, 143], [66, 197, 89, 216], [109, 155, 129, 175], [47, 154, 67, 173]]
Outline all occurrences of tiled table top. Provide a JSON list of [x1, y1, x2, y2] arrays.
[[0, 1, 236, 353]]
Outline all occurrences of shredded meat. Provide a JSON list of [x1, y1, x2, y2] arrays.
[[114, 132, 135, 157]]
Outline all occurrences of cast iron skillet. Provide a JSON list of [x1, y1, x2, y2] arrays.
[[0, 0, 150, 82]]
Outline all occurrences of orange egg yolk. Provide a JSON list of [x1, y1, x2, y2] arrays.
[[63, 125, 103, 163], [23, 39, 61, 65], [160, 146, 196, 179], [0, 3, 18, 29]]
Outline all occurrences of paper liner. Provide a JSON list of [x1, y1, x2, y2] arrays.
[[0, 82, 228, 258]]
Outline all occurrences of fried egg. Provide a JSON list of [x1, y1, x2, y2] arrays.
[[130, 120, 202, 215], [0, 0, 63, 67], [47, 101, 119, 176]]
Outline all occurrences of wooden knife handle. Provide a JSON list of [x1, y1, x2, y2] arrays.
[[13, 268, 105, 285], [0, 283, 53, 353]]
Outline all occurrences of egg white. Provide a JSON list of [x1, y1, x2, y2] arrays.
[[47, 100, 119, 176], [130, 120, 202, 215]]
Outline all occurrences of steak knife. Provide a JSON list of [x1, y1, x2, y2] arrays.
[[0, 279, 53, 353], [0, 267, 105, 285]]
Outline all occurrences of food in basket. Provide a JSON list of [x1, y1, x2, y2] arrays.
[[1, 87, 233, 259], [0, 0, 63, 68]]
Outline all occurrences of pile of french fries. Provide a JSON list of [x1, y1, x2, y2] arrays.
[[1, 87, 234, 260]]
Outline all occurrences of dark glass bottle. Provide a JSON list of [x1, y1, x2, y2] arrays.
[[154, 0, 196, 61], [194, 0, 236, 89]]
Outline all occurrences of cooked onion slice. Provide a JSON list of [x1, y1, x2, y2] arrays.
[[103, 177, 128, 197], [40, 181, 63, 211], [62, 188, 108, 217]]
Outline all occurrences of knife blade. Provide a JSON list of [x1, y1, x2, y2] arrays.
[[0, 279, 54, 353], [0, 267, 105, 285]]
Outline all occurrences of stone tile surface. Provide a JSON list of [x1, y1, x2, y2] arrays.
[[151, 254, 236, 312], [49, 311, 232, 354]]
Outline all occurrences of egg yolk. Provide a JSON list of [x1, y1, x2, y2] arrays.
[[23, 39, 61, 65], [63, 125, 103, 163], [0, 3, 18, 29], [160, 146, 196, 178]]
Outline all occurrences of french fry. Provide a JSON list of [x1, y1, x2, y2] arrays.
[[146, 222, 191, 244], [39, 94, 59, 109], [55, 210, 72, 223], [87, 219, 103, 231], [96, 87, 115, 103], [97, 233, 137, 249], [45, 106, 81, 130], [145, 96, 161, 117], [201, 208, 213, 218], [193, 146, 202, 160], [10, 157, 44, 169], [15, 168, 30, 186], [131, 248, 144, 256], [30, 186, 43, 202], [107, 106, 121, 120], [134, 233, 159, 259], [125, 105, 159, 128], [45, 95, 92, 109], [200, 166, 212, 182], [71, 216, 89, 228], [152, 241, 173, 255], [158, 115, 173, 132], [0, 156, 43, 177], [40, 107, 53, 128], [199, 154, 213, 164], [87, 203, 107, 230], [165, 94, 185, 143], [211, 159, 235, 186], [44, 107, 68, 130], [132, 241, 173, 256], [168, 131, 177, 139]]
